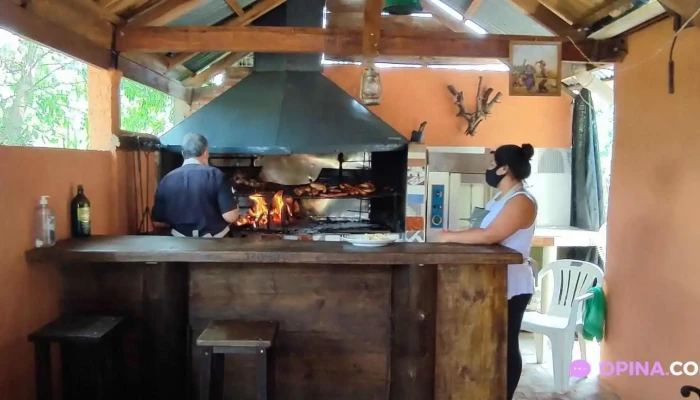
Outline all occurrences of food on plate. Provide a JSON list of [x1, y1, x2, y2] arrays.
[[364, 233, 390, 241]]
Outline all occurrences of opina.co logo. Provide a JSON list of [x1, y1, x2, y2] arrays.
[[569, 359, 700, 377]]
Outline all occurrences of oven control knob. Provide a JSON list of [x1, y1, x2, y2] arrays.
[[432, 215, 442, 226]]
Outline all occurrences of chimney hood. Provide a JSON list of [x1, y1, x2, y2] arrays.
[[159, 0, 408, 155]]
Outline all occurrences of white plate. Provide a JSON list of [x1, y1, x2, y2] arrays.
[[343, 234, 399, 247]]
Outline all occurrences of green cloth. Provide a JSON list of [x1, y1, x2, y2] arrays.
[[582, 286, 606, 343]]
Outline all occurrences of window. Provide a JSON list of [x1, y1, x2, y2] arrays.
[[0, 29, 89, 149], [120, 78, 180, 136]]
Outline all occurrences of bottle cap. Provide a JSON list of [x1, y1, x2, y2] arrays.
[[39, 195, 49, 205]]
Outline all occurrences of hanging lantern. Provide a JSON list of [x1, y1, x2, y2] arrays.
[[383, 0, 422, 15], [360, 67, 382, 106]]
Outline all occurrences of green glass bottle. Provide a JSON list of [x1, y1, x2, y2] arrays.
[[70, 185, 91, 238]]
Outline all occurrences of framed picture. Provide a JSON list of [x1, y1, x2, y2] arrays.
[[509, 41, 562, 97]]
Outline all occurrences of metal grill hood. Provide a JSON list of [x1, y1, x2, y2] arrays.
[[159, 0, 408, 155]]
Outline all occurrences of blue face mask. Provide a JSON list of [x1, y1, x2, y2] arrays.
[[485, 167, 505, 188]]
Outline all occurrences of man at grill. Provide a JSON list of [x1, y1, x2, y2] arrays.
[[152, 133, 239, 238]]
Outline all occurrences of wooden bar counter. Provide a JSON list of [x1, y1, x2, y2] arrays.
[[27, 236, 522, 400]]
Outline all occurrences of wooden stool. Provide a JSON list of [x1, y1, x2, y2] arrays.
[[28, 315, 126, 400], [197, 320, 278, 400]]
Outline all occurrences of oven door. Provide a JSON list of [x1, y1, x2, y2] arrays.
[[447, 173, 494, 231]]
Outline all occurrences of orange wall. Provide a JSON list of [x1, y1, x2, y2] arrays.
[[602, 19, 700, 399], [0, 145, 153, 399], [323, 66, 572, 148]]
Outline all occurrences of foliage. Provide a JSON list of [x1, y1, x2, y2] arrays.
[[0, 31, 89, 148], [120, 78, 176, 136], [0, 29, 177, 149]]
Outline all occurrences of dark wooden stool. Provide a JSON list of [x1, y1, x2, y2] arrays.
[[28, 315, 126, 400], [196, 320, 278, 400]]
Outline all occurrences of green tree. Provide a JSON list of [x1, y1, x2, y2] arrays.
[[0, 33, 89, 148], [120, 78, 176, 136], [0, 29, 178, 148]]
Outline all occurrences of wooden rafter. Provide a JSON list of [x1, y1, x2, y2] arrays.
[[658, 0, 700, 27], [166, 0, 286, 70], [463, 0, 484, 19], [69, 0, 126, 25], [0, 0, 193, 102], [225, 0, 246, 15], [115, 25, 623, 62], [575, 0, 634, 28], [508, 0, 584, 39], [362, 0, 382, 58], [181, 52, 250, 86], [127, 0, 207, 27]]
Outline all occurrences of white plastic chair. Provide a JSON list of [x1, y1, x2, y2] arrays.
[[521, 259, 604, 393]]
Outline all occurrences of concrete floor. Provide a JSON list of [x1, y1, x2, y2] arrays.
[[515, 332, 620, 400]]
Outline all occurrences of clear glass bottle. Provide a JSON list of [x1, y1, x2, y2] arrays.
[[35, 195, 56, 248]]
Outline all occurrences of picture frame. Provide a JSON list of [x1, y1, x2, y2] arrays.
[[509, 40, 562, 97]]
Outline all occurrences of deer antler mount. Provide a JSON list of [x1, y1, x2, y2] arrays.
[[448, 77, 502, 136]]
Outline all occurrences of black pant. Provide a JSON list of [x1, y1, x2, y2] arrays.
[[508, 293, 532, 400]]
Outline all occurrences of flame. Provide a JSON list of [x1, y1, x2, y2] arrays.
[[236, 190, 295, 228]]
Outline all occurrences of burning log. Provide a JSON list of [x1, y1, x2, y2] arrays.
[[448, 77, 502, 136], [236, 190, 297, 229]]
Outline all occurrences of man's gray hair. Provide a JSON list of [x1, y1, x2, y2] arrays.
[[182, 133, 209, 158]]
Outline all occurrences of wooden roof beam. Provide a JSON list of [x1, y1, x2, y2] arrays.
[[225, 0, 246, 15], [166, 0, 286, 70], [464, 0, 484, 19], [115, 25, 624, 62], [0, 0, 193, 102], [363, 0, 382, 58], [127, 0, 207, 27], [575, 0, 634, 29], [508, 0, 584, 39]]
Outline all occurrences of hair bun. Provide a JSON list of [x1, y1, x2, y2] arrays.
[[521, 143, 534, 159]]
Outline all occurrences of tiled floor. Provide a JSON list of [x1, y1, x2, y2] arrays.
[[515, 332, 620, 400]]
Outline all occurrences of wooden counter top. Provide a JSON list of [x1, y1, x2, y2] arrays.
[[26, 235, 522, 265]]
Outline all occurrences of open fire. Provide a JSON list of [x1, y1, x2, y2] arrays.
[[236, 190, 300, 228]]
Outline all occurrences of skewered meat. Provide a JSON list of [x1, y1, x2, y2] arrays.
[[309, 181, 327, 193]]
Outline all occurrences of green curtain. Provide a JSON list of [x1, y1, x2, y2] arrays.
[[566, 88, 606, 268]]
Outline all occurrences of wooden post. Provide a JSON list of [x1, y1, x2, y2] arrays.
[[87, 67, 121, 151], [434, 264, 508, 400]]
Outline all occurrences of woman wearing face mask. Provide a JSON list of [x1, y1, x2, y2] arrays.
[[436, 143, 537, 400]]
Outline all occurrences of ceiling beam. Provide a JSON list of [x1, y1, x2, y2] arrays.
[[181, 52, 250, 86], [225, 0, 245, 15], [508, 0, 584, 38], [325, 12, 452, 33], [166, 0, 286, 70], [115, 25, 621, 62], [127, 0, 207, 27], [363, 0, 383, 57], [0, 0, 113, 68], [67, 0, 126, 25], [0, 0, 193, 102], [575, 0, 634, 28], [464, 0, 484, 19]]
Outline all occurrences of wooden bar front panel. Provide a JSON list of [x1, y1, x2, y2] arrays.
[[434, 264, 508, 400], [189, 263, 392, 400]]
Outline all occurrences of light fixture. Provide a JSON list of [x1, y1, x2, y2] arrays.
[[360, 66, 382, 106], [383, 0, 422, 16], [464, 20, 487, 35], [428, 0, 462, 21]]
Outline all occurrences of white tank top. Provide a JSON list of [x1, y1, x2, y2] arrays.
[[480, 186, 537, 299]]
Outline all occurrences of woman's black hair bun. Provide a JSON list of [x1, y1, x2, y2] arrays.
[[521, 143, 535, 159]]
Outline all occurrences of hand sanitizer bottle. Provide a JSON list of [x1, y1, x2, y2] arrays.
[[35, 195, 56, 248]]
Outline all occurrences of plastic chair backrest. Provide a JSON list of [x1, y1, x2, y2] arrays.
[[538, 259, 604, 319]]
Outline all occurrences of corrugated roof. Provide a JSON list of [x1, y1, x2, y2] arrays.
[[470, 0, 554, 36], [167, 0, 257, 26], [184, 52, 228, 73]]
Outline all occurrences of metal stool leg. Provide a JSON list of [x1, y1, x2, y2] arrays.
[[199, 347, 213, 400], [34, 341, 52, 400]]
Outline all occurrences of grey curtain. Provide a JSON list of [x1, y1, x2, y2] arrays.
[[565, 88, 606, 267]]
